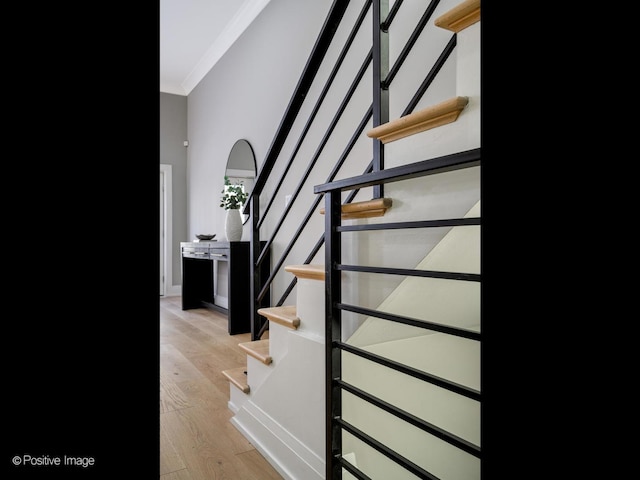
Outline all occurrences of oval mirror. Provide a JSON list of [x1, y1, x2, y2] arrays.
[[225, 139, 256, 225]]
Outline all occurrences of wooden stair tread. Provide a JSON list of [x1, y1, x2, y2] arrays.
[[366, 96, 469, 143], [258, 305, 300, 329], [221, 367, 250, 394], [284, 264, 325, 281], [319, 197, 392, 219], [434, 0, 480, 33], [238, 339, 272, 365]]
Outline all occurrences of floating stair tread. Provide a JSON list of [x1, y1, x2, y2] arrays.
[[221, 367, 250, 394], [284, 264, 325, 281], [319, 198, 392, 219], [238, 339, 272, 365], [434, 0, 481, 33], [366, 96, 469, 143], [258, 305, 300, 329]]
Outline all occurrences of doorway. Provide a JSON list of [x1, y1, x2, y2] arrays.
[[160, 164, 173, 297], [160, 170, 164, 295]]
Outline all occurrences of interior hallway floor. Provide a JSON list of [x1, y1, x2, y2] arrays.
[[160, 295, 281, 480]]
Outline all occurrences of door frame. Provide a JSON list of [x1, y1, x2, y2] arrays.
[[160, 164, 173, 296]]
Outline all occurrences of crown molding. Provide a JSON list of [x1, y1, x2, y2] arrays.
[[160, 82, 187, 96], [181, 0, 272, 95]]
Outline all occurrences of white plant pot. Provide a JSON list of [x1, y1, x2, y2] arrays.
[[225, 208, 243, 242]]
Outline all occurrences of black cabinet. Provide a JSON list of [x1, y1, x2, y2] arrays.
[[180, 241, 268, 335]]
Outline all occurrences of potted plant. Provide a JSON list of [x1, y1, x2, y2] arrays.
[[220, 176, 248, 241]]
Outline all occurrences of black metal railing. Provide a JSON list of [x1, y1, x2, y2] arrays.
[[315, 147, 481, 479], [248, 0, 458, 342], [248, 0, 353, 340], [238, 0, 478, 477], [255, 0, 373, 232]]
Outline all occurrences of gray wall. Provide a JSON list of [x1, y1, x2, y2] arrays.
[[160, 92, 188, 286], [180, 0, 478, 312], [186, 0, 333, 242]]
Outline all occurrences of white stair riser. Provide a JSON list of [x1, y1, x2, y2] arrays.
[[295, 277, 325, 339], [230, 331, 326, 479], [456, 21, 480, 143], [247, 331, 325, 454], [268, 322, 290, 359], [228, 383, 248, 413], [246, 355, 273, 392]]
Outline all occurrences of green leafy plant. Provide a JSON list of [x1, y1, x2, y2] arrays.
[[220, 176, 248, 210]]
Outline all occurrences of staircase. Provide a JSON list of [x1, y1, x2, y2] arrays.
[[223, 0, 481, 478], [223, 200, 479, 479], [224, 265, 328, 480]]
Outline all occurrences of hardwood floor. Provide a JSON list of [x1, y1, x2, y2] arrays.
[[160, 296, 281, 480]]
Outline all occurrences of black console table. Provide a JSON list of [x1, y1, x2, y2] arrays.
[[180, 241, 268, 335]]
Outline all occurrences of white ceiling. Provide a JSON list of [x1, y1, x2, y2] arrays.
[[160, 0, 272, 96]]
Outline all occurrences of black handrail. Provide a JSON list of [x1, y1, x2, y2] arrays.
[[239, 0, 482, 475], [381, 0, 403, 31], [315, 147, 481, 193], [338, 216, 480, 232], [337, 303, 482, 342], [256, 48, 373, 268], [337, 340, 481, 403], [337, 264, 481, 282], [337, 379, 481, 457], [257, 0, 373, 230], [322, 150, 482, 479], [383, 0, 441, 88], [249, 0, 351, 340], [340, 458, 372, 480], [257, 106, 373, 303], [402, 33, 457, 115], [273, 162, 373, 309], [249, 0, 351, 199], [324, 187, 343, 480], [337, 419, 439, 479], [252, 0, 463, 341], [256, 0, 458, 321], [372, 0, 388, 199]]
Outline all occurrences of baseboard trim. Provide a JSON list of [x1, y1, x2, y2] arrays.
[[230, 400, 324, 480], [164, 285, 182, 297]]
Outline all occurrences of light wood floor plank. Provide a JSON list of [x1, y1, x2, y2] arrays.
[[163, 302, 230, 339], [160, 317, 212, 357], [235, 449, 285, 480], [160, 297, 282, 479], [161, 407, 253, 480], [160, 469, 193, 480], [160, 421, 186, 475], [160, 374, 192, 414], [173, 378, 230, 412], [168, 316, 223, 348], [160, 343, 209, 383], [179, 310, 235, 339], [189, 350, 248, 391]]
